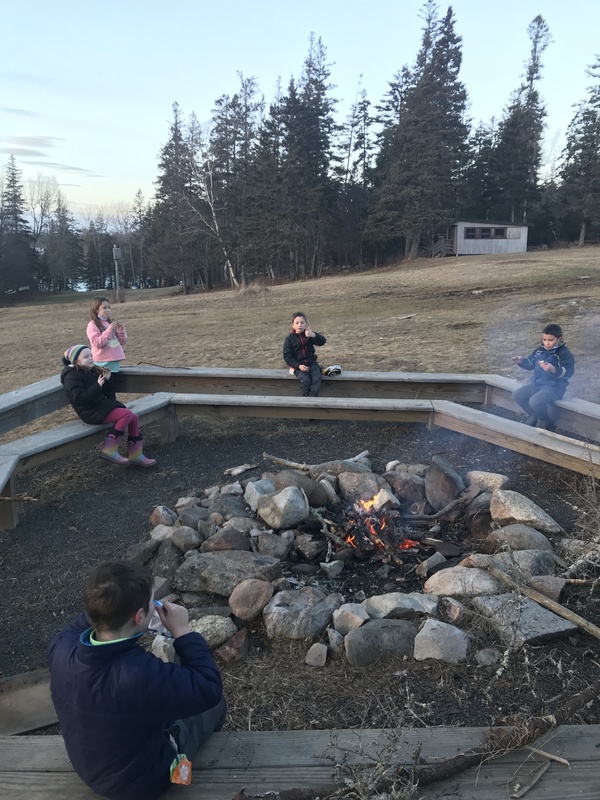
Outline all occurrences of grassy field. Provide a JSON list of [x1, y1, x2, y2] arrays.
[[1, 246, 599, 400]]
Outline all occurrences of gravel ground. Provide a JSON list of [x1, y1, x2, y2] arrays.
[[2, 415, 599, 732]]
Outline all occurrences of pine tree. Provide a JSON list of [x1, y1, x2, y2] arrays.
[[367, 2, 470, 258], [0, 155, 36, 299], [559, 57, 600, 244], [490, 15, 551, 222], [43, 192, 83, 291]]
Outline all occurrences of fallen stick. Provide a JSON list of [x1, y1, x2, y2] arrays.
[[510, 760, 550, 798], [0, 495, 38, 502], [484, 564, 600, 642], [262, 450, 370, 472], [524, 744, 570, 766], [230, 678, 600, 799]]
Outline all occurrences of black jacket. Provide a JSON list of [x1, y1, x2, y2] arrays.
[[283, 330, 326, 368], [517, 341, 575, 389], [60, 359, 124, 424], [48, 614, 223, 800]]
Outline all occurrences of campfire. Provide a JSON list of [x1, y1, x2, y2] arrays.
[[334, 493, 423, 569]]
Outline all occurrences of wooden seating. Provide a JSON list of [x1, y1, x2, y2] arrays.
[[0, 393, 174, 530], [1, 726, 598, 799]]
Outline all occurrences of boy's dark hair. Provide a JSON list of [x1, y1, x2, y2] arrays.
[[84, 561, 153, 632], [543, 323, 563, 338], [291, 311, 306, 322]]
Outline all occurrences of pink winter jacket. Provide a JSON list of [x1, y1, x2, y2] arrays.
[[86, 319, 127, 364]]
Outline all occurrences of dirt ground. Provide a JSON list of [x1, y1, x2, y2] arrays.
[[1, 247, 600, 733]]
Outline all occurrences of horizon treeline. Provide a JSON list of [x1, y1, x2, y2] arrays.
[[2, 1, 600, 297]]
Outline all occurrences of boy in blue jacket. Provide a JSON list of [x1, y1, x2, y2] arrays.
[[512, 323, 575, 431], [48, 560, 226, 800]]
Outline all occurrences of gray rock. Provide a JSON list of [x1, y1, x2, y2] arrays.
[[472, 593, 578, 648], [274, 470, 328, 508], [528, 575, 566, 601], [414, 619, 471, 664], [327, 627, 345, 654], [125, 539, 159, 564], [484, 524, 554, 553], [178, 506, 210, 529], [150, 524, 176, 542], [305, 642, 328, 667], [263, 587, 343, 639], [189, 616, 238, 649], [466, 471, 509, 492], [149, 505, 177, 526], [256, 531, 292, 561], [415, 552, 447, 579], [294, 533, 326, 561], [229, 578, 274, 622], [174, 551, 282, 596], [490, 490, 564, 534], [424, 566, 502, 597], [461, 550, 555, 581], [209, 494, 252, 520], [320, 560, 345, 578], [257, 486, 310, 530], [197, 519, 218, 540], [221, 481, 244, 495], [425, 455, 465, 512], [332, 603, 370, 635], [362, 592, 439, 619], [308, 459, 372, 479], [225, 517, 265, 534], [200, 528, 251, 552], [318, 479, 342, 506], [152, 539, 183, 581], [382, 471, 425, 504], [171, 526, 202, 554], [344, 619, 418, 666], [244, 478, 276, 512], [337, 471, 393, 505]]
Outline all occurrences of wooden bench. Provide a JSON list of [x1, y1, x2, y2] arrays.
[[0, 393, 175, 530], [1, 726, 598, 799]]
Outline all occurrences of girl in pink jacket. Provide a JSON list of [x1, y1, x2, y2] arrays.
[[86, 297, 127, 401]]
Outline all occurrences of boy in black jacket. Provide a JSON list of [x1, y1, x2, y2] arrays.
[[511, 323, 575, 430], [283, 311, 327, 397], [48, 561, 226, 800]]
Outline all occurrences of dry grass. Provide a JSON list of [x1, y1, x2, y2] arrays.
[[1, 247, 599, 398]]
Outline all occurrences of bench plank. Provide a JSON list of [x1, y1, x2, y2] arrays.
[[434, 401, 600, 477], [0, 376, 66, 436], [1, 727, 599, 799]]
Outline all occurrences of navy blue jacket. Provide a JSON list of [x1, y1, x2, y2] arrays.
[[48, 614, 223, 800], [517, 341, 575, 391], [283, 330, 326, 368]]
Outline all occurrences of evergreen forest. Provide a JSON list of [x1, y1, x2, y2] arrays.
[[1, 2, 600, 297]]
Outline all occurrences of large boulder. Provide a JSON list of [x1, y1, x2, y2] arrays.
[[174, 551, 282, 597], [274, 470, 328, 508], [256, 486, 310, 530]]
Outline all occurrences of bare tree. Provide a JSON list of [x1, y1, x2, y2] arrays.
[[25, 173, 58, 246]]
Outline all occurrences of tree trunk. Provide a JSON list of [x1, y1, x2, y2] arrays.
[[578, 220, 586, 247]]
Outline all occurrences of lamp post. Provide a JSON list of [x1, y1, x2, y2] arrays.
[[112, 245, 122, 303]]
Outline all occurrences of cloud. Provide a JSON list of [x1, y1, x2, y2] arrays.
[[21, 159, 97, 175], [0, 136, 65, 148], [1, 107, 41, 117], [0, 147, 47, 157]]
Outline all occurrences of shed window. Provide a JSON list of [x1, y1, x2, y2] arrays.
[[493, 228, 506, 238], [464, 227, 476, 239], [479, 228, 491, 239]]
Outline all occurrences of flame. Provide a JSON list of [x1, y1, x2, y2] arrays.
[[398, 538, 419, 551], [359, 497, 376, 512]]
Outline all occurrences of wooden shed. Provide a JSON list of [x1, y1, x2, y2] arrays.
[[434, 221, 529, 256]]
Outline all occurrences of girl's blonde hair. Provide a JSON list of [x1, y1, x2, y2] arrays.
[[90, 296, 112, 332]]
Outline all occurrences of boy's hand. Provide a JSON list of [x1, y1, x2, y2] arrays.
[[298, 364, 309, 372], [539, 361, 556, 373], [305, 327, 315, 338], [156, 600, 191, 639], [511, 356, 524, 364]]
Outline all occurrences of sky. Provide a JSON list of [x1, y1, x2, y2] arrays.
[[1, 0, 599, 217]]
